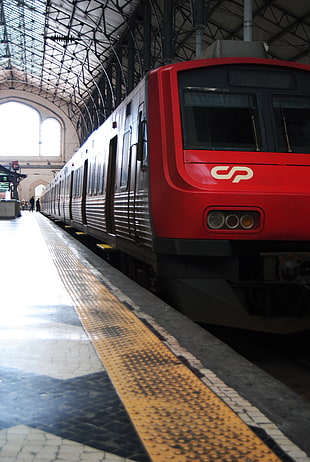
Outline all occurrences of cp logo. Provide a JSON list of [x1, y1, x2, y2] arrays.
[[211, 166, 254, 183]]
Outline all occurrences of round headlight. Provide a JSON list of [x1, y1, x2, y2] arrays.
[[225, 214, 239, 229], [240, 214, 255, 229], [207, 211, 225, 229]]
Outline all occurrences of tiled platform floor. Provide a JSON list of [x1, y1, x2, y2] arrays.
[[0, 211, 149, 462], [1, 211, 310, 462]]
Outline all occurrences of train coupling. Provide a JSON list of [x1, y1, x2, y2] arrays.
[[262, 252, 310, 285]]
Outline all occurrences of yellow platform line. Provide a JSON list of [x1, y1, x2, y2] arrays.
[[38, 216, 282, 462], [96, 243, 114, 250]]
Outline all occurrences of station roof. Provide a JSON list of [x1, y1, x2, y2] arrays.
[[0, 0, 139, 113], [0, 0, 309, 137]]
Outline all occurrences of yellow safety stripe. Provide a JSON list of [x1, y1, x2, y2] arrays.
[[39, 215, 282, 462]]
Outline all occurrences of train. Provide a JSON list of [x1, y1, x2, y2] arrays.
[[41, 41, 310, 333]]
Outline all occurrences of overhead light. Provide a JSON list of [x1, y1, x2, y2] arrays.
[[44, 35, 76, 44]]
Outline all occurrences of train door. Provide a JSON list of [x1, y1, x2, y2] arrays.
[[106, 135, 117, 234], [120, 128, 132, 234], [51, 187, 55, 215], [69, 171, 74, 220], [57, 182, 61, 216], [136, 105, 148, 184], [81, 159, 88, 225], [132, 106, 149, 241], [60, 179, 65, 219]]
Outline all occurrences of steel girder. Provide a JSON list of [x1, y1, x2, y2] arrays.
[[0, 0, 309, 144]]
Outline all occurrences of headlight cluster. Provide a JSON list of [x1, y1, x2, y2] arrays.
[[207, 210, 260, 231]]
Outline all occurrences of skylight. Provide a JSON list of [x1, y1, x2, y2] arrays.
[[0, 0, 46, 75]]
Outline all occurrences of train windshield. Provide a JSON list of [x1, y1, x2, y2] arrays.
[[273, 96, 310, 153], [181, 90, 260, 151]]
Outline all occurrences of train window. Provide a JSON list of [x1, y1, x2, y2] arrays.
[[73, 167, 82, 197], [120, 130, 131, 190], [181, 90, 260, 151], [273, 96, 310, 153], [72, 172, 77, 198], [76, 173, 79, 197], [137, 112, 148, 164], [73, 170, 77, 198], [77, 169, 81, 197], [126, 102, 131, 117], [89, 157, 97, 195], [97, 161, 105, 195], [229, 69, 295, 89], [87, 163, 92, 195]]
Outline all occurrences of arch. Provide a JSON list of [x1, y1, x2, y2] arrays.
[[18, 177, 49, 204], [35, 183, 46, 198]]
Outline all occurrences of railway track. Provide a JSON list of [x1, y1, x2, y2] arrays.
[[203, 325, 310, 403]]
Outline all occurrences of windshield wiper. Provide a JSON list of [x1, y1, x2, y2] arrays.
[[251, 113, 260, 151], [280, 109, 292, 152]]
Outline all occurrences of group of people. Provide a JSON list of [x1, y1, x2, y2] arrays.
[[29, 196, 41, 212]]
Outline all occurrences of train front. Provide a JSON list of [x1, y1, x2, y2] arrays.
[[147, 56, 310, 332]]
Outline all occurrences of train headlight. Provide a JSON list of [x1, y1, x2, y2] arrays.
[[225, 214, 239, 229], [240, 214, 255, 229], [206, 209, 260, 231], [207, 211, 225, 229]]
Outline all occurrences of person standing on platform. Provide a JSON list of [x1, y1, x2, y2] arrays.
[[36, 198, 41, 212], [29, 196, 35, 212]]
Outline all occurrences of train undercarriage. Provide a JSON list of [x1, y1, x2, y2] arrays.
[[118, 239, 310, 334]]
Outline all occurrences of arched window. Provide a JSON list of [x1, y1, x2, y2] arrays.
[[41, 118, 61, 156], [35, 184, 46, 197], [0, 102, 61, 157], [0, 102, 40, 156]]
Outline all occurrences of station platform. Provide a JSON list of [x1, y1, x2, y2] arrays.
[[0, 211, 310, 462]]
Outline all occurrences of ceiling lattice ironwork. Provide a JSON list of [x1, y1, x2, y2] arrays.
[[1, 0, 310, 143]]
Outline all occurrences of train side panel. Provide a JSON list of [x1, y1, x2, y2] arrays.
[[43, 79, 153, 262], [79, 79, 153, 256]]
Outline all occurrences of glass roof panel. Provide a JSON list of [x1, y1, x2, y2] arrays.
[[1, 0, 46, 75], [0, 0, 309, 144]]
